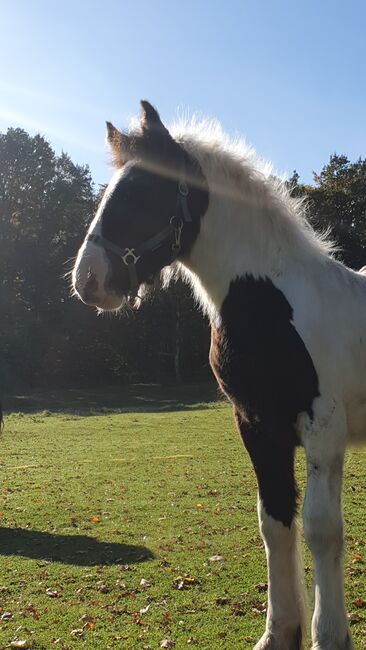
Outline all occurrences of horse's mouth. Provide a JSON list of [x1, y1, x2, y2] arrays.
[[76, 287, 126, 312], [97, 296, 126, 311], [79, 273, 159, 313]]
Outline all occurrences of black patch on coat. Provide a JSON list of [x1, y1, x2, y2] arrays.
[[210, 275, 320, 527]]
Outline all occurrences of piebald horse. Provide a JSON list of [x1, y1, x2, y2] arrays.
[[73, 101, 365, 649]]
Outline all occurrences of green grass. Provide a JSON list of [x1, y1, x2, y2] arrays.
[[0, 384, 365, 649]]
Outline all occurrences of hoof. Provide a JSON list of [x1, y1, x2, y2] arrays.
[[312, 632, 354, 650], [254, 626, 302, 650]]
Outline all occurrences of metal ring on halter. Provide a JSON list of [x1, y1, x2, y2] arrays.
[[178, 181, 189, 197], [170, 216, 183, 230], [122, 248, 140, 265]]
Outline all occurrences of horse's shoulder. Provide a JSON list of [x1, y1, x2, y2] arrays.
[[210, 274, 320, 426]]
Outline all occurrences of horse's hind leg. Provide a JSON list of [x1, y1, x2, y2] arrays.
[[302, 402, 353, 650], [239, 420, 306, 650]]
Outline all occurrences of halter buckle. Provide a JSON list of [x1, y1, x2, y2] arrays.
[[170, 216, 183, 254], [122, 248, 140, 265]]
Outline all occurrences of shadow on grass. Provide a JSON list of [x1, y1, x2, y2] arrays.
[[4, 382, 222, 416], [0, 527, 154, 565]]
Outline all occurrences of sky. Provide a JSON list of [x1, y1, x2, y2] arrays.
[[0, 0, 365, 188]]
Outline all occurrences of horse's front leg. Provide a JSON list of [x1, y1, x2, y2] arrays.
[[302, 404, 353, 650], [239, 420, 306, 650], [254, 498, 305, 650]]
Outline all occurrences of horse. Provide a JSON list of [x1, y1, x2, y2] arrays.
[[72, 100, 365, 650]]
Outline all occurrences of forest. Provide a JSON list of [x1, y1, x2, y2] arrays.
[[1, 127, 365, 390]]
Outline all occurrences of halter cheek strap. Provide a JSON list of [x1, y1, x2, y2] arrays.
[[87, 158, 192, 297]]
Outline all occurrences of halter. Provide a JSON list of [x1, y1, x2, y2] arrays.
[[87, 158, 192, 298]]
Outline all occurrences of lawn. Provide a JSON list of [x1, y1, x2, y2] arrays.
[[0, 384, 365, 649]]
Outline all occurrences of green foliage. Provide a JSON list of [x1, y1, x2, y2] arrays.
[[289, 155, 366, 268], [0, 128, 96, 388], [0, 386, 365, 648]]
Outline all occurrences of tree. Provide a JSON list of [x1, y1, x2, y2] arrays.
[[0, 128, 96, 388], [289, 155, 366, 269]]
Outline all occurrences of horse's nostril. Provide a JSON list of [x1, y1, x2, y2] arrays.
[[83, 273, 99, 303]]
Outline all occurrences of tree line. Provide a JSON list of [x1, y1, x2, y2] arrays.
[[0, 128, 365, 391]]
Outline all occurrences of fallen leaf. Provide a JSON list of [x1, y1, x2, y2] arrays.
[[84, 621, 94, 630], [9, 642, 30, 649], [209, 555, 224, 562], [231, 601, 245, 616], [46, 588, 59, 598], [352, 553, 362, 563], [173, 575, 196, 590], [160, 640, 174, 649], [140, 604, 150, 615], [132, 612, 145, 625], [115, 579, 126, 588], [79, 614, 94, 623], [251, 602, 267, 616], [24, 604, 40, 619], [216, 597, 229, 606], [88, 516, 101, 523], [70, 628, 84, 637], [353, 597, 366, 608], [162, 611, 171, 624], [140, 578, 151, 588], [1, 611, 13, 621]]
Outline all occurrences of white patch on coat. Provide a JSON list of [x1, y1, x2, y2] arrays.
[[301, 399, 352, 648], [255, 497, 307, 649], [72, 168, 125, 308]]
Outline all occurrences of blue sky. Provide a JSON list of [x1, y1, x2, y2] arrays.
[[0, 0, 364, 188]]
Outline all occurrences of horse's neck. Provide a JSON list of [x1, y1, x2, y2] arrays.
[[183, 184, 305, 318]]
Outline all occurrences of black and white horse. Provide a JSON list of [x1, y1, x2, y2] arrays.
[[73, 101, 365, 650]]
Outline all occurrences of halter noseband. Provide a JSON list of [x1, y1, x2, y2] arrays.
[[87, 158, 192, 298]]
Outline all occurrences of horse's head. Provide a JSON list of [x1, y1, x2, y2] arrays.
[[72, 101, 209, 311]]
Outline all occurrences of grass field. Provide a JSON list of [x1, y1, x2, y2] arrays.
[[0, 384, 365, 649]]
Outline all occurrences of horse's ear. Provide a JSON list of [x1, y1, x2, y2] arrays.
[[140, 100, 170, 137], [105, 121, 129, 168]]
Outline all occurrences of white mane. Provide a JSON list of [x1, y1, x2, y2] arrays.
[[162, 117, 337, 319], [171, 116, 335, 258]]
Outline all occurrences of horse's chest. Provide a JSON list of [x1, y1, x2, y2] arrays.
[[210, 276, 320, 430]]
